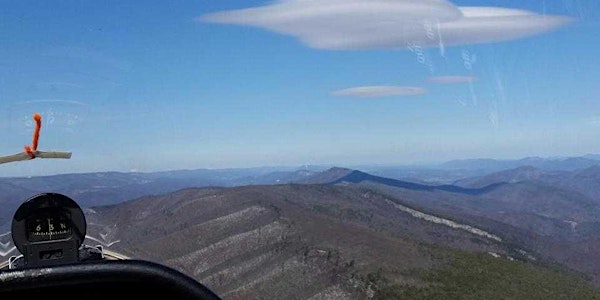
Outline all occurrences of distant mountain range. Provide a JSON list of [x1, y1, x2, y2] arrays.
[[2, 154, 600, 225], [2, 154, 600, 231], [303, 167, 600, 235], [0, 167, 319, 226], [439, 156, 600, 172], [355, 154, 600, 184], [453, 166, 554, 188], [455, 165, 600, 203], [3, 158, 600, 297]]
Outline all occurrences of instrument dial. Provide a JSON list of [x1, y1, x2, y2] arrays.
[[26, 210, 72, 242]]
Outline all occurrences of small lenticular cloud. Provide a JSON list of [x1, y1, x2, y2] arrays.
[[332, 86, 427, 98], [427, 76, 477, 84]]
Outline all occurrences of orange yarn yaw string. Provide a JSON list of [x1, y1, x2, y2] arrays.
[[24, 113, 42, 159]]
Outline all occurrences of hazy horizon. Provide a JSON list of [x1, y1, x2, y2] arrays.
[[2, 152, 600, 178]]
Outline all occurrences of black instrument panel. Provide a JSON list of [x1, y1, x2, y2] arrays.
[[2, 193, 222, 300], [11, 193, 86, 267]]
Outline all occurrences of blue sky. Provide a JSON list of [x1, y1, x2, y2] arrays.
[[0, 0, 598, 176]]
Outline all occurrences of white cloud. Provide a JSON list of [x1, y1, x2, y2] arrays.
[[427, 76, 477, 84], [200, 0, 572, 50], [332, 86, 426, 98]]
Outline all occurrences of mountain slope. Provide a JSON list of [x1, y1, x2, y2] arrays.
[[86, 184, 600, 299], [316, 168, 600, 285], [551, 165, 600, 202]]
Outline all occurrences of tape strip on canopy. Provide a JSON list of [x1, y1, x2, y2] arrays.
[[0, 113, 72, 165]]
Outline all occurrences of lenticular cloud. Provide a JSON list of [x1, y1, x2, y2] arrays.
[[332, 86, 427, 97], [200, 0, 572, 50], [427, 76, 477, 84]]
